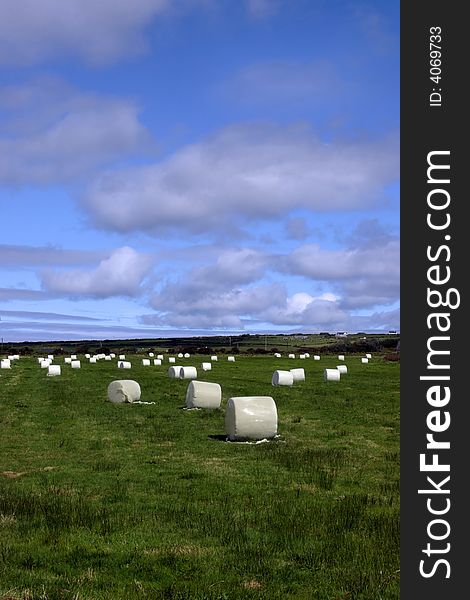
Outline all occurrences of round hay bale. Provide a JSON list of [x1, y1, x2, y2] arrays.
[[290, 368, 305, 382], [324, 368, 340, 381], [40, 360, 51, 368], [288, 353, 295, 359], [47, 355, 54, 360], [71, 355, 77, 360], [37, 357, 45, 363], [118, 361, 132, 369], [85, 353, 91, 359], [107, 380, 141, 403], [336, 365, 348, 374], [157, 355, 164, 360], [338, 355, 345, 361], [153, 359, 162, 366], [1, 359, 11, 369], [105, 356, 112, 361], [169, 357, 176, 363], [110, 353, 116, 358], [227, 356, 235, 362], [365, 353, 372, 359], [304, 353, 310, 358], [177, 353, 184, 358], [142, 359, 151, 366], [47, 365, 61, 377], [89, 357, 97, 364], [119, 354, 126, 360], [180, 366, 198, 380], [202, 362, 212, 371], [274, 353, 282, 358], [210, 355, 218, 361], [271, 370, 294, 386], [64, 357, 72, 364], [168, 365, 183, 378], [299, 354, 305, 359], [313, 355, 321, 360], [361, 357, 369, 364], [225, 397, 278, 441], [71, 360, 81, 369], [185, 380, 222, 409], [184, 353, 190, 358], [148, 352, 155, 357]]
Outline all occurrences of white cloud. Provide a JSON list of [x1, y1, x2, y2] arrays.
[[40, 247, 153, 298], [0, 0, 171, 66], [0, 244, 103, 268], [0, 78, 151, 185], [84, 123, 399, 235]]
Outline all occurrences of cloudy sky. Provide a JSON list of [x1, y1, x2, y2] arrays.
[[0, 0, 399, 342]]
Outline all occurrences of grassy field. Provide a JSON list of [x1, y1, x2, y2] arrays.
[[0, 353, 399, 599]]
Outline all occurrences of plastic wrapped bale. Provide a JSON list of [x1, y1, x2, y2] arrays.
[[211, 355, 218, 361], [180, 366, 198, 380], [71, 355, 77, 360], [118, 361, 131, 369], [338, 355, 345, 361], [107, 380, 141, 404], [64, 357, 72, 364], [110, 353, 116, 358], [361, 358, 369, 364], [40, 360, 51, 368], [153, 359, 162, 366], [227, 356, 235, 362], [274, 353, 282, 358], [178, 353, 184, 358], [89, 357, 97, 364], [169, 357, 176, 363], [47, 365, 61, 377], [157, 355, 164, 360], [71, 360, 81, 369], [324, 368, 341, 381], [119, 354, 126, 360], [85, 353, 91, 359], [313, 355, 321, 361], [304, 353, 310, 358], [1, 359, 11, 369], [142, 359, 151, 366], [148, 352, 155, 357], [202, 362, 212, 371], [168, 365, 183, 379], [299, 354, 305, 359], [184, 353, 190, 358], [290, 368, 305, 382], [288, 354, 295, 359], [185, 380, 222, 409], [225, 397, 278, 441], [105, 356, 112, 361], [336, 365, 348, 374], [37, 357, 44, 363], [47, 355, 54, 360], [271, 370, 294, 386], [365, 353, 372, 359]]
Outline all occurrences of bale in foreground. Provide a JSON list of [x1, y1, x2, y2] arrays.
[[185, 380, 222, 409], [225, 396, 278, 441], [107, 380, 141, 403], [271, 370, 294, 386]]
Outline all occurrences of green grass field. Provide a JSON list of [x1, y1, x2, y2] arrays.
[[0, 353, 399, 599]]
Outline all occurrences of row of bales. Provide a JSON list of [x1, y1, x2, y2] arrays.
[[2, 351, 374, 442]]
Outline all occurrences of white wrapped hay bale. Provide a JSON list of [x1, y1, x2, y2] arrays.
[[118, 361, 132, 369], [288, 353, 295, 359], [184, 353, 190, 358], [85, 353, 91, 359], [304, 353, 310, 358], [314, 355, 321, 360], [105, 356, 112, 361], [324, 368, 341, 381], [142, 359, 151, 366], [290, 368, 305, 382], [64, 357, 72, 364], [178, 353, 184, 358], [202, 362, 212, 371], [274, 353, 282, 358], [71, 360, 81, 369], [361, 357, 369, 364], [37, 357, 45, 364], [71, 355, 77, 360], [40, 360, 51, 368], [47, 355, 54, 360], [110, 353, 116, 358], [227, 356, 235, 362], [272, 370, 294, 386], [119, 354, 126, 360], [211, 355, 218, 361], [89, 357, 97, 364], [1, 359, 11, 369], [157, 355, 164, 360], [180, 366, 198, 380], [338, 355, 345, 361], [336, 365, 348, 374], [299, 354, 305, 359], [107, 380, 141, 404], [185, 380, 222, 409], [365, 353, 372, 359], [47, 365, 61, 376], [148, 352, 155, 357], [153, 359, 162, 366], [168, 365, 183, 379], [225, 396, 278, 441], [169, 357, 176, 363]]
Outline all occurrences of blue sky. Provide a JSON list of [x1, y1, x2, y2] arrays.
[[0, 0, 399, 342]]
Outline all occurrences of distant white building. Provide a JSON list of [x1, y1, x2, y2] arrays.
[[335, 332, 348, 338]]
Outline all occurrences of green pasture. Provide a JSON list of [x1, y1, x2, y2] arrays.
[[0, 353, 399, 599]]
